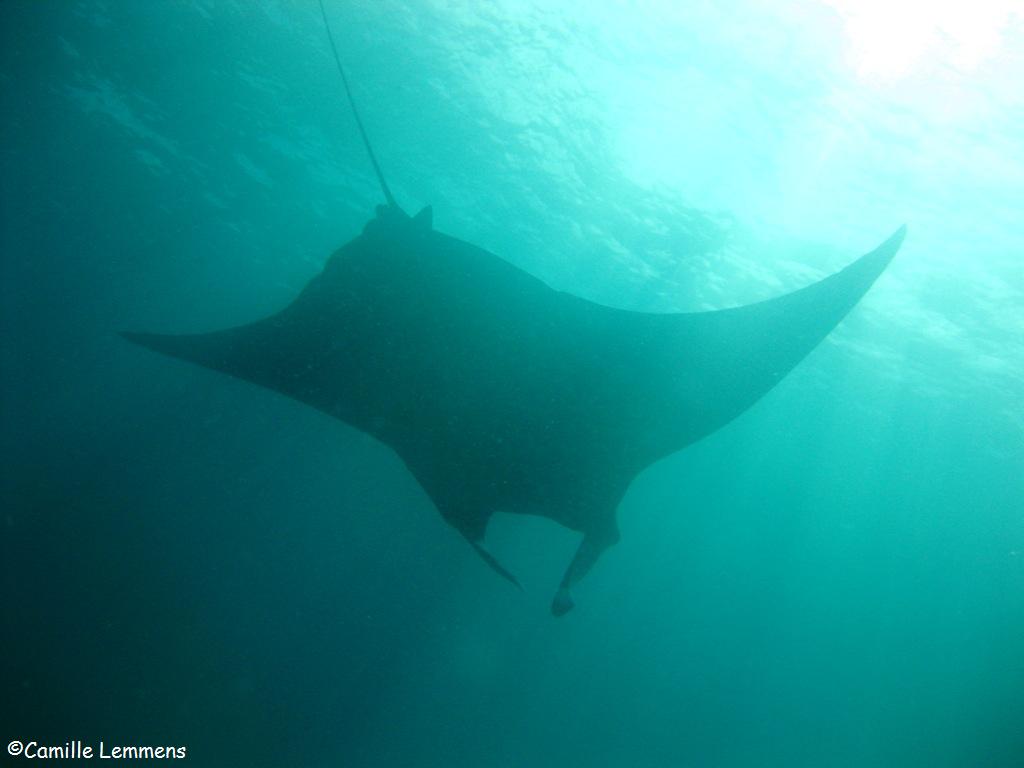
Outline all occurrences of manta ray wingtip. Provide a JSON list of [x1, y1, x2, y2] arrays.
[[119, 330, 150, 347], [853, 223, 906, 276], [119, 330, 171, 354]]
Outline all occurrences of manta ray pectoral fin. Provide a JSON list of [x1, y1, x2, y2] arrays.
[[470, 540, 524, 591], [552, 526, 621, 617], [413, 205, 433, 230]]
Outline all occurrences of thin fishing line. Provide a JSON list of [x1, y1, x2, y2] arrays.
[[317, 0, 397, 208]]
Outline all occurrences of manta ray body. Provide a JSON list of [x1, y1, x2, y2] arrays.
[[125, 203, 904, 614]]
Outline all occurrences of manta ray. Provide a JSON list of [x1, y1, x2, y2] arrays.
[[124, 203, 904, 615], [124, 6, 904, 614]]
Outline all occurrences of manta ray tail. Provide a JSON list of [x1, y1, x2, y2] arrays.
[[317, 0, 398, 211]]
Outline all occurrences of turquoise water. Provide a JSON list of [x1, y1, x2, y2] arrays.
[[3, 2, 1022, 766]]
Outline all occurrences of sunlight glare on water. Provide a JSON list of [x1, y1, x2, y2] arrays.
[[827, 0, 1023, 78], [592, 0, 1024, 409]]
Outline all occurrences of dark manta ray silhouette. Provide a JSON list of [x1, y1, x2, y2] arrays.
[[123, 6, 905, 614], [124, 205, 905, 615]]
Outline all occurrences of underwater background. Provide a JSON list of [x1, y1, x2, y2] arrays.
[[2, 1, 1022, 766]]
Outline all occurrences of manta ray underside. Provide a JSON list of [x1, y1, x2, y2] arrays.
[[124, 205, 904, 614]]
